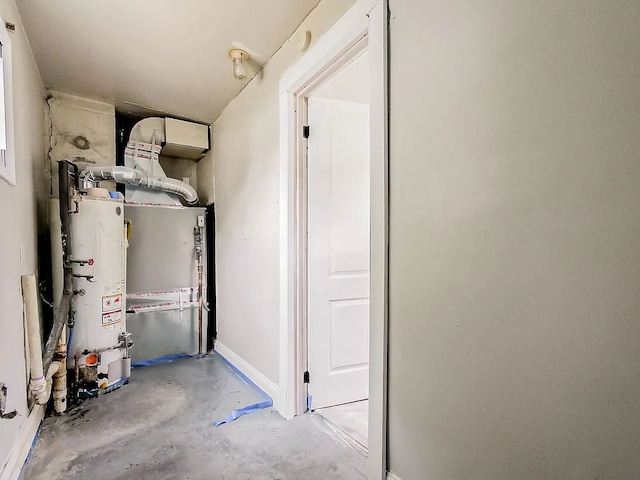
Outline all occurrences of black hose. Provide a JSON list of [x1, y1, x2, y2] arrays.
[[43, 161, 76, 374]]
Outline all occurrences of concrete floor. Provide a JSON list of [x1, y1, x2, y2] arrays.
[[316, 400, 368, 452], [22, 354, 367, 479]]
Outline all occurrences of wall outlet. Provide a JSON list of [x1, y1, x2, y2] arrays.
[[197, 215, 205, 227]]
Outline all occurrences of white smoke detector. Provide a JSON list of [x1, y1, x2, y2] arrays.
[[296, 30, 311, 52]]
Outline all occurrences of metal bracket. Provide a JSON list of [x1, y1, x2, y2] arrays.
[[73, 274, 95, 283], [119, 332, 133, 359]]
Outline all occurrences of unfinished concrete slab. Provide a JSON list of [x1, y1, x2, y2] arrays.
[[316, 400, 368, 451], [23, 354, 367, 479]]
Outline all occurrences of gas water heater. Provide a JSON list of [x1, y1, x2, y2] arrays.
[[67, 194, 131, 394]]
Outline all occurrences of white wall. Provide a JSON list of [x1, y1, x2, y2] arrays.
[[388, 1, 640, 479], [46, 91, 115, 196], [0, 0, 46, 473], [198, 0, 357, 386]]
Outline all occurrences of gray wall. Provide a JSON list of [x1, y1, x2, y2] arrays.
[[201, 0, 356, 389], [0, 0, 46, 470], [387, 1, 640, 479]]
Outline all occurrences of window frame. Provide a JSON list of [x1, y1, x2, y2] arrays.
[[0, 16, 15, 186]]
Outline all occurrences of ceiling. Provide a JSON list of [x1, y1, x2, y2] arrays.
[[16, 0, 321, 123]]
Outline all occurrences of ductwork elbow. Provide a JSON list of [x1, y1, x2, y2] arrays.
[[149, 177, 198, 205]]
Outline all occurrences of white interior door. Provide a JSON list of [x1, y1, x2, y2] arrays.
[[307, 96, 370, 409]]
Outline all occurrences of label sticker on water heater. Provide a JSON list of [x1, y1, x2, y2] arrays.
[[102, 310, 122, 326], [102, 294, 122, 313]]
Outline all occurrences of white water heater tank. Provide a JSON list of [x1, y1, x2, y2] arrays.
[[68, 195, 128, 389]]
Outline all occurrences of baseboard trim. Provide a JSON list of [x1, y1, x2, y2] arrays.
[[0, 405, 44, 480], [214, 341, 279, 403]]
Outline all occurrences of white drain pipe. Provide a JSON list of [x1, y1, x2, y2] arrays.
[[23, 274, 47, 403], [80, 165, 198, 204], [23, 274, 65, 409]]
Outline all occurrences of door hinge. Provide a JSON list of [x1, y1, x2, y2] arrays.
[[303, 371, 310, 383], [302, 125, 310, 139]]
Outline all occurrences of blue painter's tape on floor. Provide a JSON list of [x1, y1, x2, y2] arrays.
[[213, 397, 273, 427], [213, 351, 273, 427], [132, 353, 191, 367], [213, 351, 269, 397], [23, 419, 43, 467], [132, 351, 214, 368]]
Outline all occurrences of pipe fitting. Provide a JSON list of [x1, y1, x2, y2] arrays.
[[52, 357, 67, 414], [46, 362, 60, 380], [29, 376, 49, 405]]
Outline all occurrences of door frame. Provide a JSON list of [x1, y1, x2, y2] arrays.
[[278, 0, 388, 478]]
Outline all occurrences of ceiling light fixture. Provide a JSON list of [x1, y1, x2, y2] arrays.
[[229, 49, 250, 80]]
